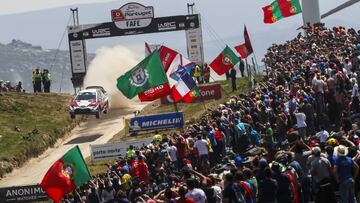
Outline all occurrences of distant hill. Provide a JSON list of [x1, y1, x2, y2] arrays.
[[0, 39, 94, 93]]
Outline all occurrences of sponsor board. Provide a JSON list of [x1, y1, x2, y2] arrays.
[[69, 40, 86, 74], [161, 84, 222, 104], [186, 27, 204, 65], [126, 112, 184, 133], [0, 184, 48, 202], [68, 15, 200, 41], [90, 138, 153, 161]]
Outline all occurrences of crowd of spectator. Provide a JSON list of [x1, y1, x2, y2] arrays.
[[63, 24, 360, 203], [0, 80, 24, 92]]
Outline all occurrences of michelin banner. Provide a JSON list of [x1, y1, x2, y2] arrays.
[[126, 112, 184, 133]]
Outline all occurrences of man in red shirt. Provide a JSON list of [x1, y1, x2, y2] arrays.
[[176, 136, 188, 168]]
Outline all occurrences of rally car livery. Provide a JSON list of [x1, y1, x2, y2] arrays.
[[69, 87, 109, 119]]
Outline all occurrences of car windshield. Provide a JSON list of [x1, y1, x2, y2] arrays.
[[76, 92, 96, 100]]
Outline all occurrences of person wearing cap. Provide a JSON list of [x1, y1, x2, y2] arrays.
[[309, 146, 336, 202], [335, 145, 359, 203]]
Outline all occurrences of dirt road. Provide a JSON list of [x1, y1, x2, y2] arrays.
[[0, 103, 147, 187]]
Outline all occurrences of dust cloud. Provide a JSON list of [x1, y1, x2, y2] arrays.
[[84, 45, 142, 109]]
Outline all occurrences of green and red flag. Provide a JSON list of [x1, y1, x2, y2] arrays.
[[278, 0, 302, 17], [209, 45, 240, 75], [263, 0, 302, 24], [41, 146, 91, 203], [116, 50, 169, 99], [262, 1, 283, 24]]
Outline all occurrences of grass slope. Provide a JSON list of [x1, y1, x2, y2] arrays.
[[0, 93, 81, 177]]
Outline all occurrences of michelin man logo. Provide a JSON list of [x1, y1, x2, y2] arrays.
[[130, 65, 149, 87]]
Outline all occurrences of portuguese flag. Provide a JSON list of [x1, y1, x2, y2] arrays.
[[278, 0, 302, 17], [263, 0, 302, 24], [41, 146, 91, 203], [262, 1, 283, 24], [209, 45, 240, 75]]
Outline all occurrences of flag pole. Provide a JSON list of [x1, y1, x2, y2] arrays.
[[251, 52, 260, 76], [170, 93, 183, 132], [251, 57, 257, 76]]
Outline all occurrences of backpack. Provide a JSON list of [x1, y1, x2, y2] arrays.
[[232, 183, 246, 203]]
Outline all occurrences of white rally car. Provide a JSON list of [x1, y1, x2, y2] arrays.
[[69, 86, 109, 119]]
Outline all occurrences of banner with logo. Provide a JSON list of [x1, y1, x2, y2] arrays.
[[125, 112, 184, 133], [68, 15, 200, 41], [90, 137, 153, 161], [0, 184, 48, 202], [161, 83, 222, 104]]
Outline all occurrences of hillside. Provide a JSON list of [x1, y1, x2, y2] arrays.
[[0, 93, 81, 177], [0, 39, 94, 93]]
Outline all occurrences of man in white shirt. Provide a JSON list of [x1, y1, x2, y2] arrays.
[[351, 78, 358, 99], [351, 78, 359, 110], [194, 135, 209, 156], [295, 110, 307, 138], [166, 142, 177, 163], [185, 178, 207, 203], [194, 135, 209, 170], [344, 58, 352, 75], [316, 126, 329, 143]]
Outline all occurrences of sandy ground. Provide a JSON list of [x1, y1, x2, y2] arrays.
[[0, 102, 147, 187]]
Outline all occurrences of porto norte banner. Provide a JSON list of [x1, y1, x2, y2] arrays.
[[126, 112, 184, 133]]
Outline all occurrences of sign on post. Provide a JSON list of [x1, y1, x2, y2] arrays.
[[0, 184, 48, 202], [125, 112, 184, 134], [90, 137, 153, 161], [186, 27, 204, 65]]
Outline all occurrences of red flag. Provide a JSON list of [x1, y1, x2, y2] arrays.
[[243, 26, 253, 54], [138, 83, 171, 101], [158, 45, 178, 72], [235, 43, 250, 59], [234, 25, 253, 59]]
